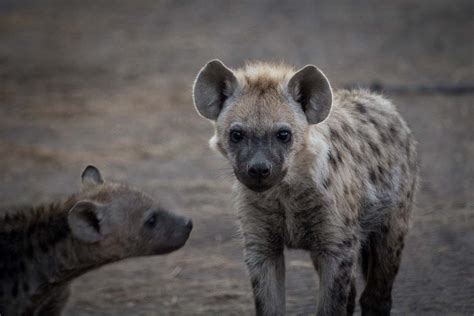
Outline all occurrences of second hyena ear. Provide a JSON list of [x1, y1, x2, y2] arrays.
[[81, 165, 104, 188], [68, 200, 105, 243], [193, 59, 238, 120], [287, 65, 333, 124]]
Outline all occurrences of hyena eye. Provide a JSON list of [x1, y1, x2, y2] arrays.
[[276, 130, 292, 143], [145, 213, 158, 229], [230, 130, 244, 143]]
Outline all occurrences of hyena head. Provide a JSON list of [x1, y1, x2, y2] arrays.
[[193, 60, 332, 192], [68, 166, 193, 257]]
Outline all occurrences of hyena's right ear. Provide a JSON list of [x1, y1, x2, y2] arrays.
[[81, 165, 104, 189], [193, 59, 237, 120], [287, 65, 333, 125]]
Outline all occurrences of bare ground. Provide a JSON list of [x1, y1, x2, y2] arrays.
[[0, 0, 473, 315]]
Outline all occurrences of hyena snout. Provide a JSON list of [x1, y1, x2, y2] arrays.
[[151, 211, 193, 255], [236, 151, 286, 193], [248, 160, 271, 180]]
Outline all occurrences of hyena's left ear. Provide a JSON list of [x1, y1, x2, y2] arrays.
[[81, 165, 104, 189], [287, 65, 333, 124], [193, 59, 238, 120], [68, 200, 106, 243]]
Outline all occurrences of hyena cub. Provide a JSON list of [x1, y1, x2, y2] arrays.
[[193, 60, 417, 315], [0, 166, 192, 316]]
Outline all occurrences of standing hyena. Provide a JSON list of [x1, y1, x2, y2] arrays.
[[0, 166, 193, 316], [193, 60, 418, 315]]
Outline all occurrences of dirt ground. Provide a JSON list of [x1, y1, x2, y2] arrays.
[[0, 0, 473, 315]]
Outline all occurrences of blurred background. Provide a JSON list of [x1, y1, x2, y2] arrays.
[[0, 0, 473, 314]]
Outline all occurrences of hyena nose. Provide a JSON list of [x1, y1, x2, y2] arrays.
[[185, 219, 193, 231], [248, 163, 271, 179]]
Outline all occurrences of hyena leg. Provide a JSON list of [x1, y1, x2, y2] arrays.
[[245, 244, 285, 316], [360, 226, 406, 316], [347, 275, 357, 316], [311, 251, 356, 316], [240, 205, 286, 315]]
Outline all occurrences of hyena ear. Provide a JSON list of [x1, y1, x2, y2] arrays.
[[287, 65, 333, 124], [193, 59, 237, 120], [68, 200, 105, 243], [81, 165, 104, 188]]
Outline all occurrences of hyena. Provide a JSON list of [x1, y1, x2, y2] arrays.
[[193, 60, 418, 315], [0, 166, 193, 316]]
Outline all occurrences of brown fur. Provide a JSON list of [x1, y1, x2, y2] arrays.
[[0, 166, 192, 316], [193, 61, 418, 315]]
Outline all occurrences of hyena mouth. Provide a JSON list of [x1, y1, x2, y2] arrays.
[[236, 168, 287, 193], [246, 182, 274, 193], [239, 176, 282, 193]]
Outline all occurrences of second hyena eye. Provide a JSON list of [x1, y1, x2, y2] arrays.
[[230, 130, 244, 143], [276, 130, 292, 143], [145, 213, 158, 229]]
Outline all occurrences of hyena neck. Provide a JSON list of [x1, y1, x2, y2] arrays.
[[0, 198, 113, 298]]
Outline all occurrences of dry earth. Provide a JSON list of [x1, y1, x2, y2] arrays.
[[0, 0, 473, 315]]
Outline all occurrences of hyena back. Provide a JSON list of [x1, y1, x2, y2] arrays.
[[193, 60, 418, 315]]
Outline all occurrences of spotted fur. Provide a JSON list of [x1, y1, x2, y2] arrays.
[[193, 61, 418, 315], [0, 166, 192, 316]]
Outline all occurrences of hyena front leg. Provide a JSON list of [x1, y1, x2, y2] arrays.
[[245, 247, 285, 315], [359, 221, 407, 316], [240, 209, 286, 315], [347, 275, 357, 316], [311, 242, 357, 316]]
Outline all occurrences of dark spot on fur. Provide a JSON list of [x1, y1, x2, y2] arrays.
[[352, 151, 363, 164], [322, 177, 331, 189], [369, 169, 377, 184], [39, 241, 49, 253], [389, 124, 398, 138], [340, 138, 351, 152], [342, 122, 353, 134], [342, 239, 353, 248], [296, 206, 323, 250], [328, 151, 338, 170], [26, 244, 34, 259], [23, 282, 30, 293], [396, 249, 402, 258], [377, 165, 385, 176], [356, 102, 367, 114], [369, 118, 380, 129], [381, 225, 389, 234], [343, 184, 349, 195], [344, 217, 351, 226], [11, 282, 18, 297], [368, 141, 381, 156], [250, 277, 260, 291], [19, 261, 26, 273], [335, 148, 343, 163]]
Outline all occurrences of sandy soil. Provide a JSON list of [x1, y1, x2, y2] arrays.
[[0, 0, 473, 314]]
